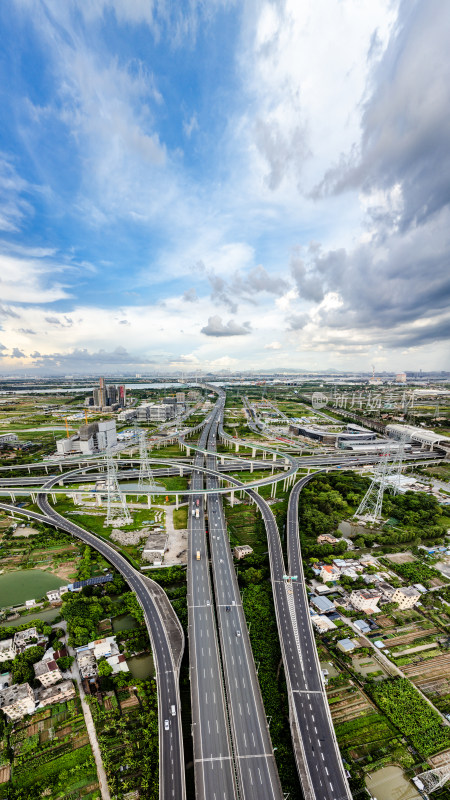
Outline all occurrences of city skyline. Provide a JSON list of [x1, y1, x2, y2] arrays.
[[0, 0, 449, 375]]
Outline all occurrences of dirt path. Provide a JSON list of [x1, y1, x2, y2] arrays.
[[68, 654, 111, 800]]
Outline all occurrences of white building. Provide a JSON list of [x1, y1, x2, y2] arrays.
[[37, 680, 75, 708], [350, 589, 382, 613], [0, 433, 19, 445], [34, 659, 63, 687], [56, 420, 117, 456], [391, 586, 421, 609], [0, 640, 15, 663], [0, 683, 35, 721]]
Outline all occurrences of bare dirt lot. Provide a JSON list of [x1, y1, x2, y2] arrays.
[[384, 551, 416, 564]]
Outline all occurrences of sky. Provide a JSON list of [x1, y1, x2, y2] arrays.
[[0, 0, 449, 375]]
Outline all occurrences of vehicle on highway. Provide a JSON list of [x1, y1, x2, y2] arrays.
[[226, 606, 230, 611], [196, 498, 200, 507], [196, 550, 201, 561], [195, 508, 200, 518], [235, 630, 241, 637], [164, 719, 169, 731], [171, 705, 176, 716]]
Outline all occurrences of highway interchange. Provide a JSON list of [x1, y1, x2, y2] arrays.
[[0, 389, 445, 800]]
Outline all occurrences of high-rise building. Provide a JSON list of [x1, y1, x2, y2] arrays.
[[118, 385, 126, 407]]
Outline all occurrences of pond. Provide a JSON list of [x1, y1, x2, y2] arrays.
[[0, 570, 66, 608], [0, 606, 62, 628], [365, 765, 421, 800], [128, 654, 155, 680], [112, 614, 138, 633]]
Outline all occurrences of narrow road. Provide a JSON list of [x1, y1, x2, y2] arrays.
[[70, 659, 112, 800]]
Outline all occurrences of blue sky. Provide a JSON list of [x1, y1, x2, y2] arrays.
[[0, 0, 449, 374]]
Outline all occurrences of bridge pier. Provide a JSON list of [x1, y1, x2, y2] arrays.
[[250, 462, 254, 473], [235, 442, 239, 453], [51, 493, 56, 504], [148, 495, 152, 508], [230, 491, 234, 507], [175, 495, 179, 510], [45, 465, 48, 474], [272, 453, 276, 462], [252, 447, 256, 458], [271, 482, 276, 498], [179, 466, 183, 476]]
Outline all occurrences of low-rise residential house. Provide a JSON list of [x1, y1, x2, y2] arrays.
[[0, 683, 35, 721], [317, 535, 339, 545], [337, 638, 356, 654], [233, 545, 253, 560], [46, 589, 63, 605], [310, 595, 336, 614], [106, 654, 128, 674], [89, 636, 118, 660], [76, 649, 98, 679], [13, 628, 47, 654], [37, 680, 75, 708], [350, 589, 382, 614], [319, 565, 340, 583], [311, 615, 337, 633], [391, 586, 421, 609], [33, 659, 63, 687], [353, 619, 371, 635], [413, 583, 428, 594], [76, 635, 127, 677], [0, 639, 15, 662]]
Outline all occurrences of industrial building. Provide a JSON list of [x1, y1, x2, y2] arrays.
[[56, 420, 117, 456], [289, 422, 377, 447], [386, 423, 450, 454]]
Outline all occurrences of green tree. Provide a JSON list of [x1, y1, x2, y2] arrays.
[[98, 659, 113, 677]]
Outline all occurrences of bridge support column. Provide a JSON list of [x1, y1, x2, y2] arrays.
[[203, 494, 207, 507], [59, 463, 63, 473], [273, 453, 276, 462], [271, 482, 276, 498], [230, 491, 234, 507], [45, 465, 48, 474], [175, 495, 179, 510], [179, 467, 183, 476], [51, 493, 56, 504], [58, 480, 63, 487], [220, 456, 225, 465], [147, 494, 152, 508], [186, 447, 190, 456], [252, 447, 256, 458], [250, 462, 254, 473], [9, 492, 15, 504], [235, 442, 239, 453]]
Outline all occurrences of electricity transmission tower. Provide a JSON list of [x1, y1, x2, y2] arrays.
[[415, 759, 450, 793], [137, 429, 159, 491], [354, 436, 408, 522], [105, 449, 132, 526]]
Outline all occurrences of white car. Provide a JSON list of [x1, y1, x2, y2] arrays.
[[164, 719, 169, 731]]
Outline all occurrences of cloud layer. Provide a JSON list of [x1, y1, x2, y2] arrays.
[[0, 0, 447, 373]]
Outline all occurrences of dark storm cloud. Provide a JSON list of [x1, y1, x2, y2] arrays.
[[201, 316, 252, 337], [292, 0, 450, 351]]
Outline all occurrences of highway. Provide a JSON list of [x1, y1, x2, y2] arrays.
[[187, 413, 237, 799], [29, 477, 186, 800], [214, 415, 352, 799], [205, 395, 284, 800], [285, 474, 352, 800]]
